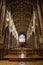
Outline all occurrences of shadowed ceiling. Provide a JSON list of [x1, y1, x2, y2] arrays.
[[6, 0, 36, 35]]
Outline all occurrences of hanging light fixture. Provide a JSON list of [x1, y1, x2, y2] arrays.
[[6, 14, 10, 22]]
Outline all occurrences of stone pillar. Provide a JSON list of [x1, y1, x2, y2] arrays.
[[36, 0, 43, 49], [0, 0, 6, 32], [8, 31, 11, 49], [0, 0, 6, 45], [37, 0, 43, 35], [14, 37, 17, 48], [10, 32, 12, 48], [12, 36, 14, 48], [3, 26, 9, 49]]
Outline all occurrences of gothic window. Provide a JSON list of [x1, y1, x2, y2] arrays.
[[19, 34, 25, 42]]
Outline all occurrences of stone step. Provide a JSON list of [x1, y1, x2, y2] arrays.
[[8, 48, 42, 56], [3, 54, 42, 59], [9, 52, 35, 55]]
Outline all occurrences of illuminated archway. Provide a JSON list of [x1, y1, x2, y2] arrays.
[[19, 34, 26, 47], [19, 34, 25, 42]]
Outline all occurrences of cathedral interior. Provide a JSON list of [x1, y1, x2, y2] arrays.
[[0, 0, 43, 65]]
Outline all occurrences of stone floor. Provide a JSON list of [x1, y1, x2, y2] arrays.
[[0, 61, 43, 65], [3, 54, 42, 58], [0, 48, 43, 65]]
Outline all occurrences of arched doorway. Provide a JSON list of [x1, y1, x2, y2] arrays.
[[19, 34, 26, 47]]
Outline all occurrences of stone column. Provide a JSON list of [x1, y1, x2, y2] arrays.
[[12, 36, 14, 48], [37, 0, 43, 35], [0, 0, 6, 32], [10, 32, 12, 48], [8, 32, 11, 49], [0, 0, 6, 45], [3, 26, 9, 49]]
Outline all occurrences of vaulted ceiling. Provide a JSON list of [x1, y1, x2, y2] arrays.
[[6, 0, 36, 35]]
